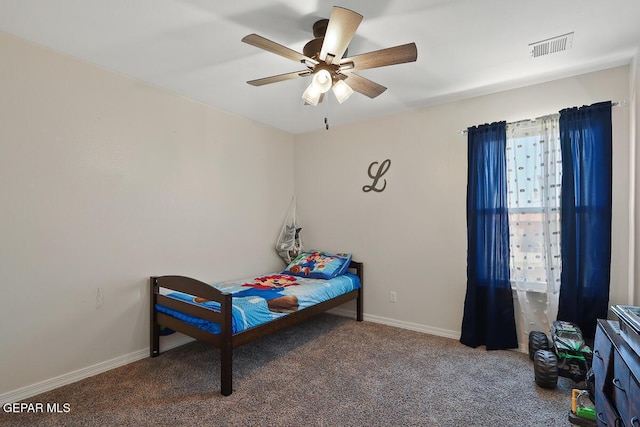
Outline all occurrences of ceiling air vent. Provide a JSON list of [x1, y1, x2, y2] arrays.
[[529, 32, 574, 58]]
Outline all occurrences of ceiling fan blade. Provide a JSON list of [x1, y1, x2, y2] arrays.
[[242, 34, 317, 65], [343, 73, 387, 98], [247, 70, 311, 86], [319, 7, 363, 65], [340, 43, 418, 71]]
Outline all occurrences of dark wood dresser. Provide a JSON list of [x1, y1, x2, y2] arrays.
[[593, 319, 640, 426]]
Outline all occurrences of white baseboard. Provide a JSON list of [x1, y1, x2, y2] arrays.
[[328, 308, 461, 340], [0, 333, 194, 405], [329, 308, 527, 354]]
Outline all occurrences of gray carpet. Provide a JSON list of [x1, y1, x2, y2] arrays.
[[1, 314, 576, 426]]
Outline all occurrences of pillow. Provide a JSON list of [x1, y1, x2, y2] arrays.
[[283, 251, 352, 280]]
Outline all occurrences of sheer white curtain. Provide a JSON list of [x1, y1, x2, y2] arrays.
[[505, 115, 562, 342]]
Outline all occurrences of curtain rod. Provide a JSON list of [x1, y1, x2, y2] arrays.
[[458, 101, 623, 135]]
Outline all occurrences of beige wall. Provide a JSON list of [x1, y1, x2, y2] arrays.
[[294, 65, 632, 340], [1, 29, 635, 402], [0, 32, 294, 397]]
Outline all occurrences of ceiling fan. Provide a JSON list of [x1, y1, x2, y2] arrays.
[[241, 6, 418, 106]]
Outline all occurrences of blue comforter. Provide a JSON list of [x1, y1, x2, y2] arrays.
[[156, 272, 360, 334]]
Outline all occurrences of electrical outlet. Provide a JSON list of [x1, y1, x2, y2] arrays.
[[389, 291, 397, 303]]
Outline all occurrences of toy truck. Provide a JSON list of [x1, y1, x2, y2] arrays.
[[528, 321, 593, 389]]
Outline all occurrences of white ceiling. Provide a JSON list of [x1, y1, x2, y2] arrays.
[[1, 0, 639, 134]]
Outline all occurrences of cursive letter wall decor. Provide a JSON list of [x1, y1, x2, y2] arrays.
[[362, 159, 391, 193]]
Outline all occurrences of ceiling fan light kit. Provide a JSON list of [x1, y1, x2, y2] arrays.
[[312, 69, 333, 93], [302, 68, 334, 105], [332, 80, 354, 104], [242, 6, 417, 107], [302, 83, 322, 106]]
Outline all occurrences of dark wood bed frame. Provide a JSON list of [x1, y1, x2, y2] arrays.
[[150, 260, 363, 396]]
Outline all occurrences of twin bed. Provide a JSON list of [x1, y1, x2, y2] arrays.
[[150, 251, 363, 396]]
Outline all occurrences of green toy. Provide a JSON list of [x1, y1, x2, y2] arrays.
[[529, 321, 593, 389]]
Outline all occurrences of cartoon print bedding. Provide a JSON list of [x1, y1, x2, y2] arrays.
[[155, 272, 361, 335]]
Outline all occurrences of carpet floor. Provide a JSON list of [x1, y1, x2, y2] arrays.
[[0, 314, 577, 426]]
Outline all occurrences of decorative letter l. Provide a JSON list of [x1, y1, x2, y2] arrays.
[[363, 159, 391, 193]]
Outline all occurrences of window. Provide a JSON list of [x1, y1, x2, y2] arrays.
[[462, 102, 612, 346], [505, 115, 562, 336]]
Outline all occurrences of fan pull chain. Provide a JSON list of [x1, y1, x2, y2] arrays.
[[324, 92, 330, 130]]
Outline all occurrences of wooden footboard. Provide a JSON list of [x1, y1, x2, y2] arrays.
[[150, 260, 363, 396]]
